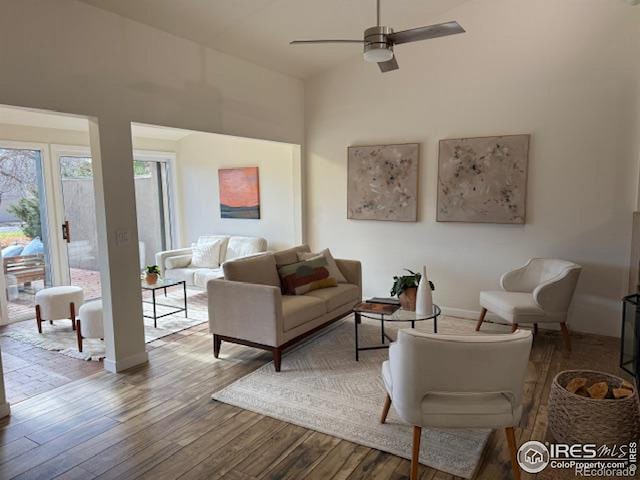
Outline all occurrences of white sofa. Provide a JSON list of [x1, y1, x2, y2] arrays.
[[155, 235, 267, 288]]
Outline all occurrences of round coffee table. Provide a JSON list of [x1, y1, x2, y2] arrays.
[[353, 304, 441, 361]]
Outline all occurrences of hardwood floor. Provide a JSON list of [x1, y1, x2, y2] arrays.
[[0, 320, 626, 480]]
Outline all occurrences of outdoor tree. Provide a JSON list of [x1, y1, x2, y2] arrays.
[[0, 148, 38, 207], [7, 192, 41, 239]]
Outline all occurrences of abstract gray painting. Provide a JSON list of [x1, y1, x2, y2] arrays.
[[347, 143, 419, 222], [437, 135, 530, 224]]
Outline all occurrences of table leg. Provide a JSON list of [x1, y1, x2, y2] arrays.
[[381, 317, 385, 344], [183, 281, 188, 317], [411, 320, 415, 329], [164, 287, 167, 297], [434, 316, 438, 334], [354, 312, 360, 361], [152, 289, 157, 328]]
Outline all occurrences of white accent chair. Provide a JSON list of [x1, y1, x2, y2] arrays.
[[380, 329, 533, 480], [77, 300, 103, 353], [477, 258, 582, 351], [155, 235, 267, 288], [34, 286, 84, 334]]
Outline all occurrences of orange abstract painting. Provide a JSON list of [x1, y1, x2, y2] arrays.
[[218, 167, 260, 219]]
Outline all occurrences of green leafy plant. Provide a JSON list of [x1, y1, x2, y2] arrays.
[[390, 269, 435, 297], [7, 192, 41, 239], [145, 265, 160, 275]]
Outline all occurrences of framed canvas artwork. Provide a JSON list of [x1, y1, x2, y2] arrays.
[[437, 134, 530, 224], [347, 143, 419, 222], [218, 167, 260, 219]]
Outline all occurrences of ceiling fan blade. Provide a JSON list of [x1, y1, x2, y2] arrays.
[[388, 21, 465, 45], [378, 55, 399, 73], [290, 40, 364, 45]]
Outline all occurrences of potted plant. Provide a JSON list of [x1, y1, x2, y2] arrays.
[[145, 265, 160, 285], [390, 269, 435, 311]]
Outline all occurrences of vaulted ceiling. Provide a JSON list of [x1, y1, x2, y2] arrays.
[[77, 0, 472, 78]]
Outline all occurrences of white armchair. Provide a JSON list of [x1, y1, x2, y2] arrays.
[[477, 258, 582, 351], [380, 329, 533, 480]]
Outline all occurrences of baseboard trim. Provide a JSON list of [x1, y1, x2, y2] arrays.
[[104, 351, 149, 373], [0, 402, 10, 418]]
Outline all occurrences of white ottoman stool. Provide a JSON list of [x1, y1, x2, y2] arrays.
[[34, 286, 84, 334], [77, 300, 103, 352]]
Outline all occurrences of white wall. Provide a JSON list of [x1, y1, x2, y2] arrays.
[[176, 133, 301, 251], [305, 0, 640, 337], [0, 0, 304, 371], [0, 123, 177, 152]]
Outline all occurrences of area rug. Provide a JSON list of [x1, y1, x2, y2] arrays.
[[212, 315, 510, 479], [0, 287, 208, 361]]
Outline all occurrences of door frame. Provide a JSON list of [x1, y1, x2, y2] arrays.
[[49, 145, 177, 286], [0, 140, 57, 325]]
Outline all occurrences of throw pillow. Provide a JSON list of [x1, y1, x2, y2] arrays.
[[165, 254, 192, 270], [21, 237, 44, 256], [1, 244, 23, 258], [297, 248, 347, 283], [191, 240, 222, 268], [278, 256, 337, 295]]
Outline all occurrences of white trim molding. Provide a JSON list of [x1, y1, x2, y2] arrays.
[[104, 351, 149, 373]]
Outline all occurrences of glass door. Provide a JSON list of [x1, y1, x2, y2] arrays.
[[50, 148, 174, 300], [0, 144, 54, 323], [133, 158, 173, 269], [56, 153, 102, 301]]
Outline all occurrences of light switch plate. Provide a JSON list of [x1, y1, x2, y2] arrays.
[[116, 230, 129, 245]]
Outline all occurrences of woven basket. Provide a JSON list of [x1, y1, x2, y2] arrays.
[[548, 370, 640, 445]]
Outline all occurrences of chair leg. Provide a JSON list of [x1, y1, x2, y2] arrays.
[[273, 348, 282, 372], [70, 302, 76, 331], [560, 322, 571, 352], [475, 308, 487, 331], [411, 426, 421, 480], [533, 323, 539, 335], [76, 319, 83, 353], [505, 427, 521, 480], [35, 304, 42, 334], [213, 334, 221, 358], [511, 323, 519, 333], [380, 393, 392, 424]]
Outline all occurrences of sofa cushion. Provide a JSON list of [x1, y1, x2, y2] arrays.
[[274, 244, 311, 267], [192, 239, 223, 268], [225, 236, 266, 261], [297, 249, 348, 283], [278, 256, 337, 295], [223, 253, 280, 287], [193, 268, 224, 288], [305, 284, 359, 311], [282, 295, 327, 332], [163, 267, 198, 285], [198, 235, 230, 264], [165, 254, 192, 270]]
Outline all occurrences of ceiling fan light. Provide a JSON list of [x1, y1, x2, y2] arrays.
[[364, 46, 393, 63]]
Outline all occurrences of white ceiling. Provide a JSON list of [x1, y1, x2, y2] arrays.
[[77, 0, 472, 78]]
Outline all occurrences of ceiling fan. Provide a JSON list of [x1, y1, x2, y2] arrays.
[[290, 0, 465, 72]]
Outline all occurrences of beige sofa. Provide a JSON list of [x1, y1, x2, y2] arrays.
[[208, 245, 361, 371], [156, 235, 267, 288]]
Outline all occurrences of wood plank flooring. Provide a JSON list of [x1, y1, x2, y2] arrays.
[[0, 320, 627, 480]]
